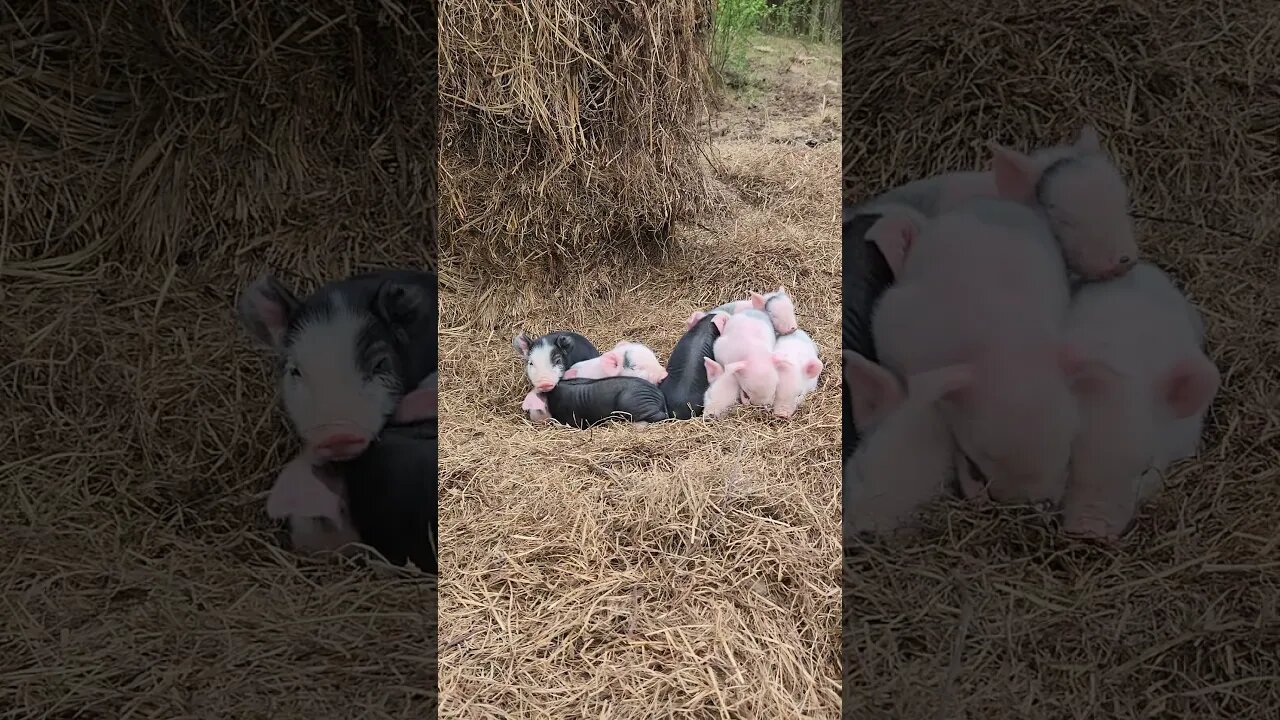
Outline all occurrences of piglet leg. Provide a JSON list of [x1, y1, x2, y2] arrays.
[[954, 449, 990, 505]]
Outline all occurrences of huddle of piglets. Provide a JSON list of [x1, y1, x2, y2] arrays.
[[511, 285, 824, 429], [843, 126, 1219, 542], [697, 287, 823, 420], [238, 269, 438, 572]]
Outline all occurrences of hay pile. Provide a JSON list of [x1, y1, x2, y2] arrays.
[[437, 0, 716, 276], [844, 1, 1280, 716], [2, 0, 437, 271], [437, 39, 843, 717], [2, 2, 438, 716]]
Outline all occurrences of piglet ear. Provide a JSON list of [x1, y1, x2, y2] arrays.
[[686, 311, 707, 329], [750, 292, 768, 310], [802, 358, 823, 379], [703, 357, 723, 382], [864, 211, 919, 279], [267, 458, 344, 524], [842, 350, 905, 431], [237, 274, 299, 351], [1075, 124, 1102, 153], [908, 363, 973, 402], [394, 374, 438, 424], [988, 141, 1040, 204], [512, 332, 532, 358], [601, 352, 622, 373], [725, 361, 747, 375], [712, 312, 731, 333], [374, 279, 430, 327], [1161, 355, 1220, 420], [555, 335, 575, 352], [771, 352, 792, 370], [776, 286, 788, 297]]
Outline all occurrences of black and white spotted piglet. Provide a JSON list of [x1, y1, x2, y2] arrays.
[[240, 269, 437, 570], [512, 330, 600, 392]]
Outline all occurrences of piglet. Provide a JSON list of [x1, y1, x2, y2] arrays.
[[855, 125, 1138, 281], [702, 357, 745, 418], [660, 313, 722, 419], [267, 454, 361, 555], [1058, 262, 1220, 540], [543, 376, 669, 428], [512, 331, 600, 392], [707, 287, 798, 335], [872, 197, 1082, 508], [712, 309, 779, 407], [844, 354, 971, 541], [771, 329, 823, 418], [564, 341, 668, 384]]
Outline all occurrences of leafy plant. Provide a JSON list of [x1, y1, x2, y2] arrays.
[[710, 0, 769, 86]]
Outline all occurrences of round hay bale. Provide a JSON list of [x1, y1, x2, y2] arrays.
[[844, 1, 1280, 717], [438, 0, 716, 275]]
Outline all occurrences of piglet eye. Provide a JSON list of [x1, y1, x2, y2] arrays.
[[287, 365, 302, 378], [372, 357, 391, 374]]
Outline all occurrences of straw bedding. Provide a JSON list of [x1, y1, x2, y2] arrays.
[[437, 0, 715, 275], [2, 2, 438, 716], [437, 39, 842, 718], [843, 1, 1280, 717]]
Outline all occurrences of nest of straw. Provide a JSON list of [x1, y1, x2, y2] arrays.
[[437, 39, 843, 713], [438, 0, 717, 276], [3, 2, 439, 715], [1, 0, 437, 273], [843, 0, 1280, 716]]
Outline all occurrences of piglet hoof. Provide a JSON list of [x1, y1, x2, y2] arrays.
[[527, 409, 551, 424], [633, 421, 651, 430]]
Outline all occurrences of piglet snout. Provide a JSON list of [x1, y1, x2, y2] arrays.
[[535, 380, 556, 391], [313, 432, 369, 461]]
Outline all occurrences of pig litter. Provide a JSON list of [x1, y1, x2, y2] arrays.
[[436, 40, 842, 717], [844, 1, 1280, 717], [1, 3, 438, 717]]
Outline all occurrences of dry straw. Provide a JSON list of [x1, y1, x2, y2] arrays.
[[844, 0, 1280, 717], [3, 1, 438, 716], [437, 36, 844, 718], [438, 0, 717, 277]]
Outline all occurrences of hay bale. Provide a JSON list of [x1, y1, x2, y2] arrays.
[[1, 0, 437, 273], [844, 1, 1280, 716], [438, 0, 716, 275]]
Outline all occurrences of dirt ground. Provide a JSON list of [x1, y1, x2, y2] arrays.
[[843, 1, 1280, 717], [437, 37, 843, 718]]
